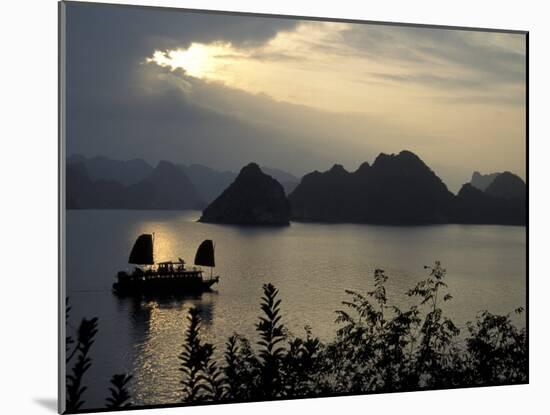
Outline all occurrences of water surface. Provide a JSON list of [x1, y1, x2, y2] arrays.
[[66, 210, 526, 408]]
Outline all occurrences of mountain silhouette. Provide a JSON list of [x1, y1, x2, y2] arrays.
[[67, 155, 301, 204], [68, 155, 153, 186], [180, 164, 237, 204], [66, 162, 129, 209], [470, 171, 500, 191], [66, 153, 526, 226], [199, 163, 290, 225], [66, 162, 93, 209], [453, 182, 526, 225], [175, 164, 299, 202], [484, 171, 526, 199], [66, 160, 204, 210], [261, 166, 300, 195], [126, 161, 204, 210], [289, 150, 454, 225]]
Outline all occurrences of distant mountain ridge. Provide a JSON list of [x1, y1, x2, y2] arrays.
[[67, 155, 300, 204], [470, 171, 501, 191], [66, 159, 204, 210], [67, 154, 153, 186], [179, 164, 236, 204]]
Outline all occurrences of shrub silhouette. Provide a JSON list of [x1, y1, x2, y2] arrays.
[[179, 307, 210, 401], [282, 326, 324, 396], [465, 308, 527, 385], [175, 264, 526, 404], [223, 334, 260, 400], [201, 343, 227, 400], [65, 298, 75, 363], [65, 309, 135, 412], [105, 374, 133, 408], [256, 283, 287, 398], [179, 307, 228, 402], [327, 268, 421, 392], [407, 261, 460, 387], [66, 317, 98, 411]]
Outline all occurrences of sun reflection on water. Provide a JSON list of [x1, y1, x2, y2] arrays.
[[127, 295, 216, 405]]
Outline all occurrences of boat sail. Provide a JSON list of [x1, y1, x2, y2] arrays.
[[113, 234, 219, 296], [194, 239, 215, 277], [128, 234, 154, 265]]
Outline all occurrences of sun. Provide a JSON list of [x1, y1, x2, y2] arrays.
[[147, 42, 236, 79]]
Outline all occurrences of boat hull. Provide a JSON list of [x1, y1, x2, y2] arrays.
[[113, 274, 219, 296]]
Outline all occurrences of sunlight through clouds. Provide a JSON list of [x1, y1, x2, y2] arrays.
[[147, 42, 243, 79], [145, 21, 525, 116]]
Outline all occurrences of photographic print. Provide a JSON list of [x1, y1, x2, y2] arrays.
[[59, 1, 527, 413]]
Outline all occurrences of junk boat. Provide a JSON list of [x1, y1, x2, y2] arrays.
[[113, 234, 220, 295]]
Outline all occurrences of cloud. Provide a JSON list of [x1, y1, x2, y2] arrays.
[[368, 72, 486, 90], [66, 2, 300, 105], [144, 20, 526, 112], [340, 24, 525, 92], [67, 59, 382, 177]]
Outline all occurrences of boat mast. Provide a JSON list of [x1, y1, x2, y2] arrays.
[[211, 241, 215, 278]]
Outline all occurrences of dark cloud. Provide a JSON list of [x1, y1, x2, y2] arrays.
[[66, 58, 381, 176], [65, 2, 312, 172], [66, 63, 330, 174], [67, 86, 317, 174], [66, 2, 299, 112]]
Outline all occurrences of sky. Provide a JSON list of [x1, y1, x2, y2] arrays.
[[65, 2, 526, 192]]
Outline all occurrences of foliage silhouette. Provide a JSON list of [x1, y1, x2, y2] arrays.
[[179, 307, 228, 402], [223, 334, 260, 401], [65, 298, 75, 363], [407, 261, 460, 387], [105, 374, 133, 408], [65, 310, 135, 412], [174, 264, 526, 404], [66, 317, 98, 412], [282, 326, 324, 396], [256, 283, 287, 398], [201, 343, 228, 401], [179, 307, 210, 401], [465, 308, 527, 385], [327, 268, 422, 392]]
